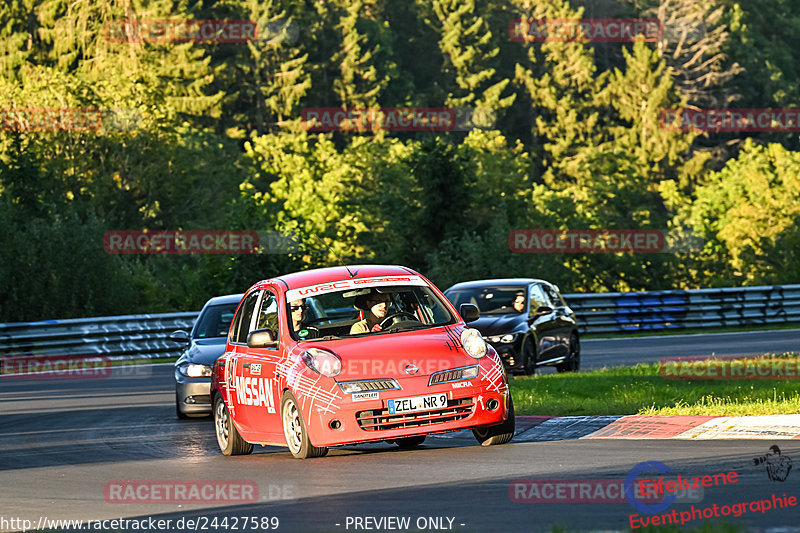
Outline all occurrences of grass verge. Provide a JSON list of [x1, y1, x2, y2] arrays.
[[510, 354, 800, 416]]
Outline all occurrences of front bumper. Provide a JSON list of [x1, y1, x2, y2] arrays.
[[489, 341, 524, 372], [175, 375, 212, 415], [304, 378, 510, 447]]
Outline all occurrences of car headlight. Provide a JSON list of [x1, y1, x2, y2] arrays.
[[487, 333, 517, 344], [177, 363, 212, 378], [302, 348, 342, 377], [460, 328, 487, 359]]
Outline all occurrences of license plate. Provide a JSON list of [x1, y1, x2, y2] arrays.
[[387, 393, 448, 414]]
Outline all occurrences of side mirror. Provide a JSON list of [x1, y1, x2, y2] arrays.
[[247, 328, 278, 349], [534, 306, 553, 316], [169, 330, 190, 344], [459, 303, 480, 323]]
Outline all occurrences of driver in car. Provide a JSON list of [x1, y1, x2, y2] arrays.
[[290, 299, 318, 339], [350, 290, 392, 334]]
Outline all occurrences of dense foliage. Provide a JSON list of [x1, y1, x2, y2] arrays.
[[1, 0, 798, 321]]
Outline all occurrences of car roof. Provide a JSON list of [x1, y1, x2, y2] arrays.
[[444, 278, 551, 292], [269, 265, 420, 291], [203, 293, 244, 307]]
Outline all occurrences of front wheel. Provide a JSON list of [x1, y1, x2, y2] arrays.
[[281, 391, 328, 459], [521, 339, 537, 376], [473, 396, 515, 446], [213, 395, 253, 456], [556, 333, 580, 373]]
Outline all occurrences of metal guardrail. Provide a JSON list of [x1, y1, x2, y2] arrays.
[[564, 284, 800, 334], [0, 312, 199, 361], [1, 284, 798, 362]]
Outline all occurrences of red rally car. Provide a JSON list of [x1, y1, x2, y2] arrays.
[[211, 265, 515, 458]]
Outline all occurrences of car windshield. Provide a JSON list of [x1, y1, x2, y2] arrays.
[[193, 303, 238, 338], [446, 286, 527, 315], [285, 279, 455, 340]]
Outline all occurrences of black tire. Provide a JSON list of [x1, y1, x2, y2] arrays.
[[213, 395, 253, 456], [281, 391, 329, 459], [394, 436, 426, 449], [556, 333, 580, 373], [473, 396, 515, 446], [521, 338, 537, 376]]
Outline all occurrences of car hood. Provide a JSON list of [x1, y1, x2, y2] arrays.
[[469, 314, 526, 336], [304, 326, 476, 380], [184, 337, 228, 365]]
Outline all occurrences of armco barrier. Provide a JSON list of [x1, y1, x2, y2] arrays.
[[0, 312, 198, 361], [0, 285, 798, 360], [564, 284, 800, 334]]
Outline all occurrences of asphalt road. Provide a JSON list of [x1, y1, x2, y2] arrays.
[[2, 331, 800, 532]]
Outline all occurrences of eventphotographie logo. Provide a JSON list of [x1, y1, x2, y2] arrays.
[[753, 446, 792, 482]]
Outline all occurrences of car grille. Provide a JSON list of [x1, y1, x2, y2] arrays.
[[356, 397, 474, 431], [338, 379, 400, 393], [352, 379, 398, 391]]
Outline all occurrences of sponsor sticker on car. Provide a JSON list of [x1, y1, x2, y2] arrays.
[[388, 393, 448, 414], [352, 391, 379, 402]]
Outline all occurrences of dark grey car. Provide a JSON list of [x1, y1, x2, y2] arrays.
[[172, 293, 243, 418], [444, 279, 579, 375]]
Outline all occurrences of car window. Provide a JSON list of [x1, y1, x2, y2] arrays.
[[529, 284, 551, 313], [541, 285, 562, 308], [286, 282, 454, 340], [230, 290, 261, 344], [445, 286, 527, 315], [255, 291, 279, 344], [193, 303, 238, 338]]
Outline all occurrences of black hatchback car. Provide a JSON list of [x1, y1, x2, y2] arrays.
[[444, 279, 579, 375]]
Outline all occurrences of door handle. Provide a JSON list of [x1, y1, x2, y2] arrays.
[[243, 363, 251, 369]]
